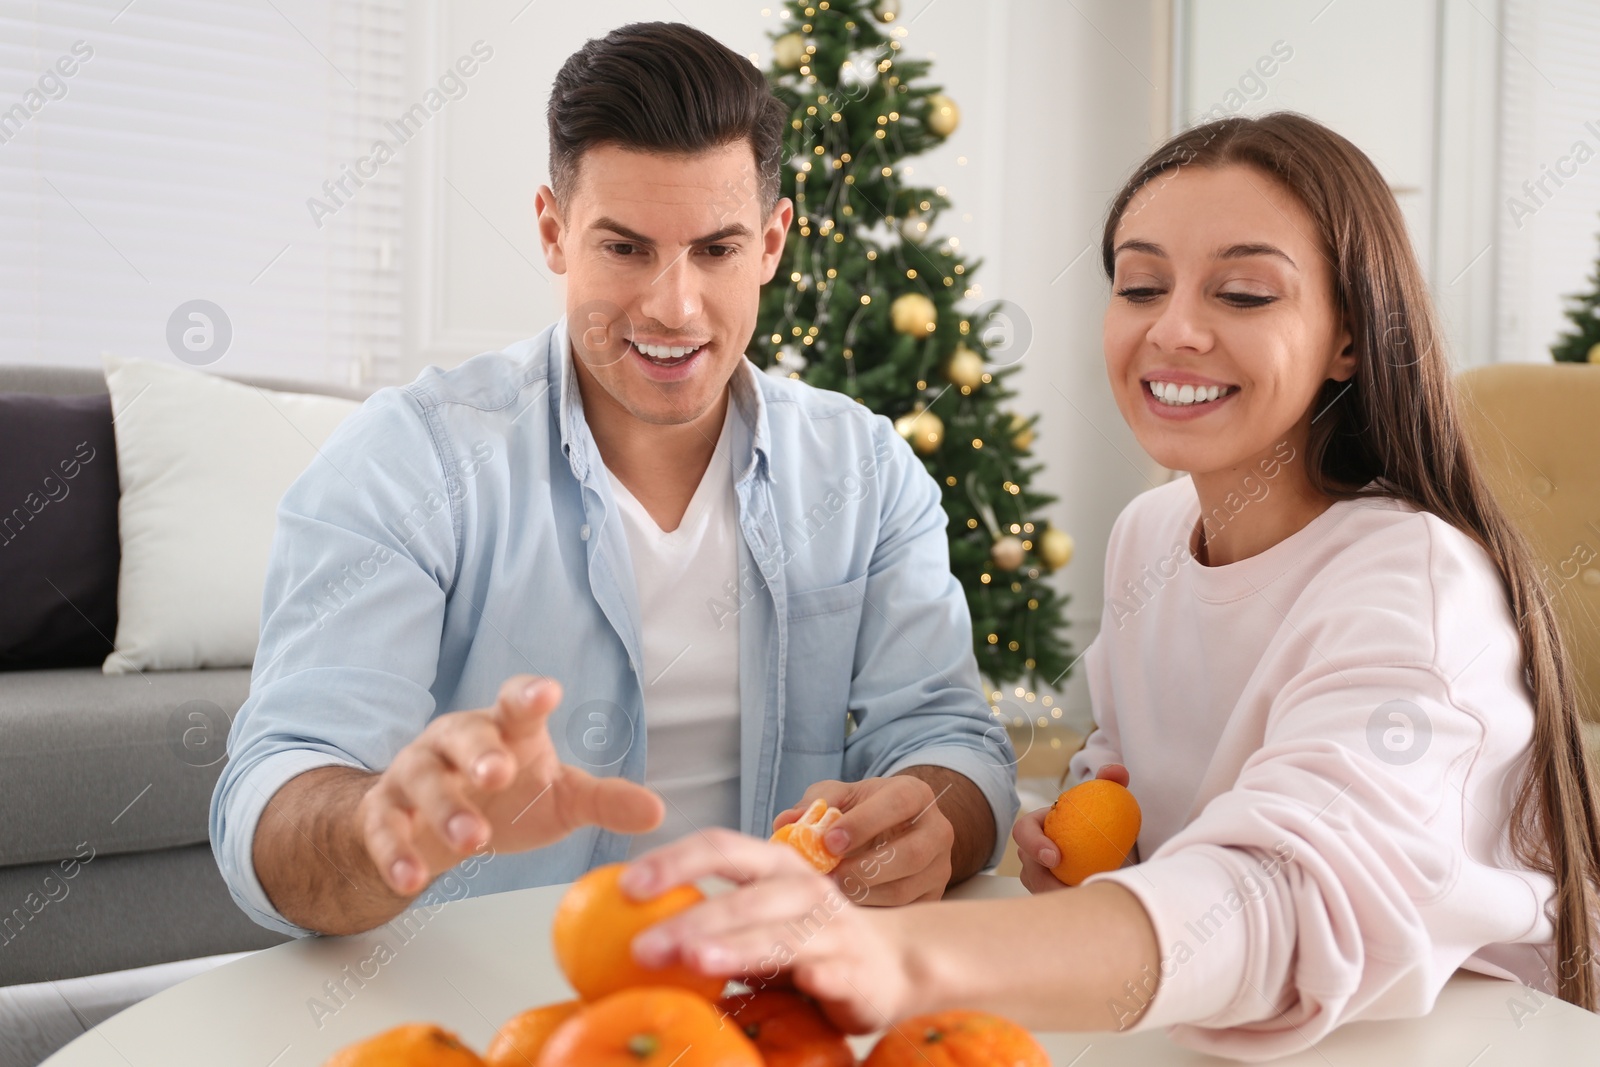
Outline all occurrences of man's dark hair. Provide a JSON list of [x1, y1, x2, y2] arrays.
[[547, 22, 788, 217]]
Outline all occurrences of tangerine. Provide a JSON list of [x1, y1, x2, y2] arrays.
[[537, 987, 763, 1066], [484, 1000, 581, 1067], [1040, 779, 1141, 887], [862, 1010, 1047, 1067], [552, 863, 726, 1002], [323, 1022, 485, 1066], [717, 988, 854, 1067], [771, 799, 844, 873]]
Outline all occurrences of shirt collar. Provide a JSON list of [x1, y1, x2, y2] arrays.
[[548, 316, 773, 487]]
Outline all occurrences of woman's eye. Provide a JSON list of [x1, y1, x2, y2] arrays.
[[1220, 292, 1275, 307], [1115, 286, 1163, 303]]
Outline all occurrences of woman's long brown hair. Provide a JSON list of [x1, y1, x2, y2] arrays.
[[1099, 111, 1600, 1009]]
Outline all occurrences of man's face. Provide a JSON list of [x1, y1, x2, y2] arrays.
[[536, 143, 792, 428]]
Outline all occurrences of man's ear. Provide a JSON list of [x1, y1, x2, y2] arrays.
[[535, 184, 568, 275], [758, 196, 795, 284]]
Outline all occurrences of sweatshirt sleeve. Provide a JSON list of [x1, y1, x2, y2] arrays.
[[1088, 522, 1549, 1059]]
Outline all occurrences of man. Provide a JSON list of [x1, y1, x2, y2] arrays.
[[210, 21, 1017, 938]]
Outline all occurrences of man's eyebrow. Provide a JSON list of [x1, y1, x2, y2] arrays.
[[1112, 238, 1297, 269], [590, 218, 756, 246]]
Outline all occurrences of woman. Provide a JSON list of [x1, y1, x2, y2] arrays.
[[619, 112, 1600, 1057]]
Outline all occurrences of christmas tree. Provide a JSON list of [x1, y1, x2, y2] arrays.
[[751, 0, 1074, 694], [1551, 216, 1600, 364]]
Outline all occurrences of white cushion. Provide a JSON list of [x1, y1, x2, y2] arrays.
[[101, 355, 359, 673]]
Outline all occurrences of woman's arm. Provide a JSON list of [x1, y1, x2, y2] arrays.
[[623, 830, 1160, 1033], [899, 883, 1162, 1030]]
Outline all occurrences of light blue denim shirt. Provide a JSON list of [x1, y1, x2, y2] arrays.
[[210, 318, 1019, 936]]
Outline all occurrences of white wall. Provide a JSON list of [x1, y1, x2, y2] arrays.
[[1183, 0, 1438, 262], [403, 0, 1172, 728], [1178, 0, 1506, 371]]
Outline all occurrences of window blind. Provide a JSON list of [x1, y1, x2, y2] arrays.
[[0, 0, 405, 384], [1496, 0, 1600, 363]]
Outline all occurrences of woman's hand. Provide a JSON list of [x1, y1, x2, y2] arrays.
[[1012, 763, 1130, 895], [621, 829, 923, 1033]]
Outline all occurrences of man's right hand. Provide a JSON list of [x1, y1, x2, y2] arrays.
[[356, 674, 664, 896]]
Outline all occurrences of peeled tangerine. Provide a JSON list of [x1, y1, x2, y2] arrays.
[[1041, 779, 1142, 887], [770, 798, 844, 873]]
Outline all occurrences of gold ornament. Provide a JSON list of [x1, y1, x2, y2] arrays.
[[1009, 413, 1036, 450], [774, 32, 806, 71], [926, 93, 961, 138], [874, 0, 901, 21], [945, 345, 985, 390], [1588, 341, 1600, 364], [1038, 527, 1074, 571], [894, 406, 944, 454], [891, 292, 937, 336], [991, 535, 1026, 571]]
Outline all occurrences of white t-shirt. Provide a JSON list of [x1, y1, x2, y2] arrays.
[[607, 404, 742, 857]]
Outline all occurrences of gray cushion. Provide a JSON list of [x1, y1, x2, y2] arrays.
[[0, 667, 251, 867], [0, 365, 106, 397], [0, 844, 289, 985], [0, 361, 378, 402]]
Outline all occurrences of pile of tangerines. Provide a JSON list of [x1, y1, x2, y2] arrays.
[[325, 803, 1051, 1066]]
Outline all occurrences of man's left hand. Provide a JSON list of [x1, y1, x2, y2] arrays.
[[772, 773, 955, 906]]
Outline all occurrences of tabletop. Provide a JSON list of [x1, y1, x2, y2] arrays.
[[42, 874, 1600, 1065]]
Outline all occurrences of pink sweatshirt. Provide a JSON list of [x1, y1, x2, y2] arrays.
[[1070, 473, 1560, 1059]]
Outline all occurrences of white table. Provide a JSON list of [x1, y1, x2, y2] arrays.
[[42, 875, 1600, 1065]]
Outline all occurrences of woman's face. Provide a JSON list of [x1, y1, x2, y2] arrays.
[[1103, 163, 1356, 478]]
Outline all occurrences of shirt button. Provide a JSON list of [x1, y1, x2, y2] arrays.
[[580, 524, 591, 541]]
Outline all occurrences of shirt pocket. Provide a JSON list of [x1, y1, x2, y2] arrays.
[[782, 574, 867, 754]]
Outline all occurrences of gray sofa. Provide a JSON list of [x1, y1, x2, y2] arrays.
[[0, 362, 374, 987]]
